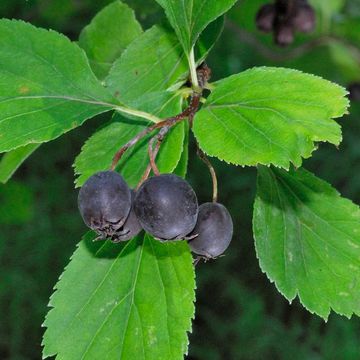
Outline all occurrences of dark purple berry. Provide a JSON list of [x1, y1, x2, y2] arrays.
[[256, 4, 276, 33], [134, 174, 198, 240], [275, 22, 294, 46], [78, 171, 131, 239], [188, 203, 233, 259], [111, 191, 142, 242], [293, 4, 316, 33], [348, 83, 360, 101]]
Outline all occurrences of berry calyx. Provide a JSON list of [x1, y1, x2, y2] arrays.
[[134, 174, 198, 240], [78, 171, 132, 239], [110, 190, 142, 242], [188, 202, 233, 259]]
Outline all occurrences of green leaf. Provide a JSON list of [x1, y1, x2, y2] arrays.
[[254, 166, 360, 319], [154, 0, 237, 54], [105, 25, 188, 106], [74, 92, 184, 188], [0, 19, 115, 153], [78, 23, 202, 188], [0, 143, 40, 183], [105, 21, 224, 110], [78, 1, 143, 79], [193, 67, 349, 169], [42, 233, 195, 359], [195, 16, 225, 63]]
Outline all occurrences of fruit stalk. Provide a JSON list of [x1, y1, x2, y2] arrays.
[[196, 143, 218, 203], [148, 127, 170, 176], [111, 63, 211, 175], [110, 93, 201, 171]]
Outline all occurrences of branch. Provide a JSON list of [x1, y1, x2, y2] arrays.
[[111, 94, 201, 171], [147, 127, 169, 177]]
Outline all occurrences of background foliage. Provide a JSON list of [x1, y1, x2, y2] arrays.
[[1, 0, 360, 359]]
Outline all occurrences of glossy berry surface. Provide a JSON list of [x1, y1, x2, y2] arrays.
[[111, 191, 142, 242], [188, 202, 233, 259], [134, 174, 198, 240], [78, 171, 131, 239], [256, 4, 276, 33]]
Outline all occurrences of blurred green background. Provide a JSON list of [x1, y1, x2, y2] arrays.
[[1, 0, 360, 359]]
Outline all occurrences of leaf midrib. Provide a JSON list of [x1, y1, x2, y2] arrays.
[[80, 240, 144, 359]]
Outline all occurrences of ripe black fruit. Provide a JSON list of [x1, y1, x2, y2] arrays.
[[188, 203, 233, 259], [111, 191, 142, 242], [256, 4, 276, 33], [255, 0, 315, 47], [78, 171, 131, 239], [275, 23, 294, 47], [134, 174, 198, 240], [293, 3, 315, 33]]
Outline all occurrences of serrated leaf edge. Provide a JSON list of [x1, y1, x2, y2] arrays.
[[252, 166, 360, 321]]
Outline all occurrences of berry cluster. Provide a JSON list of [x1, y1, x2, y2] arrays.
[[256, 0, 316, 46], [78, 171, 234, 260]]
